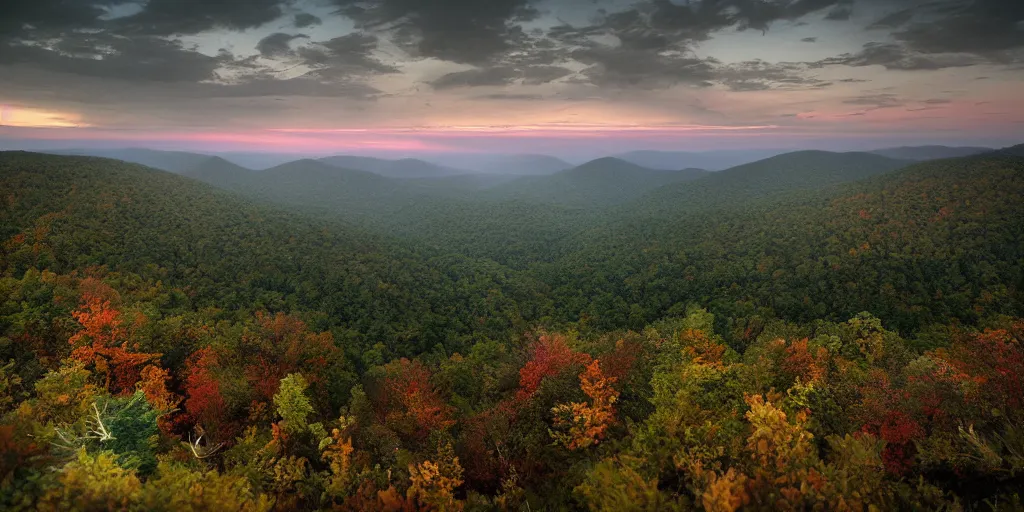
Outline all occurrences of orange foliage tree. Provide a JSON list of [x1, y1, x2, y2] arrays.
[[550, 359, 619, 450], [68, 278, 158, 393]]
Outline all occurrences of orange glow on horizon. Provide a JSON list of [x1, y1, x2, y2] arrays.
[[0, 105, 90, 128]]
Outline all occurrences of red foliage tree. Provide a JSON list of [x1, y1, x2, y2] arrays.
[[183, 347, 233, 441], [936, 328, 1024, 412], [599, 338, 639, 382], [380, 358, 455, 441], [515, 334, 590, 403], [243, 312, 338, 403], [857, 370, 923, 475]]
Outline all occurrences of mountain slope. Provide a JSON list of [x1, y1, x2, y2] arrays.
[[318, 155, 467, 178], [486, 157, 709, 206], [868, 145, 992, 161], [422, 154, 573, 175], [541, 154, 1024, 333], [614, 149, 787, 170], [181, 156, 258, 188], [630, 150, 912, 218], [43, 147, 214, 174], [0, 151, 542, 354]]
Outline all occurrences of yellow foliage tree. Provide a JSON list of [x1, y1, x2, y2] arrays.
[[407, 442, 464, 511]]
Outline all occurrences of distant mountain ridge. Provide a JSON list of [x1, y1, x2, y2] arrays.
[[616, 150, 914, 221], [613, 149, 788, 171], [419, 154, 573, 175], [867, 145, 993, 161], [318, 155, 468, 178], [42, 147, 214, 174], [485, 157, 710, 206]]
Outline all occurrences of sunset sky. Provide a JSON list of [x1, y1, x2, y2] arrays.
[[1, 0, 1022, 157]]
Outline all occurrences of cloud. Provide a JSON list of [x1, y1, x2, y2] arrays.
[[330, 0, 537, 64], [866, 8, 915, 30], [570, 46, 717, 89], [843, 92, 903, 109], [825, 6, 853, 21], [522, 65, 574, 85], [429, 63, 573, 89], [0, 33, 224, 82], [256, 33, 309, 58], [816, 42, 981, 70], [893, 1, 1024, 60], [717, 60, 832, 91], [294, 13, 322, 28], [430, 67, 518, 89], [297, 33, 398, 78], [802, 37, 818, 42], [476, 93, 545, 101], [116, 0, 289, 36]]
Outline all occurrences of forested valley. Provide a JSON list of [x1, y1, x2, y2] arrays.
[[2, 147, 1023, 511]]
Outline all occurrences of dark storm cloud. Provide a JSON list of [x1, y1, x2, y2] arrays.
[[892, 0, 1024, 59], [816, 42, 981, 70], [815, 0, 1024, 71], [0, 33, 223, 82], [866, 8, 915, 30], [544, 0, 858, 90], [116, 0, 291, 36], [825, 6, 853, 20], [294, 13, 322, 28], [717, 60, 832, 91], [297, 33, 398, 78], [0, 0, 390, 103], [257, 33, 310, 58], [570, 46, 718, 89], [330, 0, 537, 64], [429, 64, 573, 89], [430, 67, 519, 89], [0, 0, 112, 40]]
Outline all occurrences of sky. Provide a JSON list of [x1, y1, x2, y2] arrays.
[[1, 0, 1022, 158]]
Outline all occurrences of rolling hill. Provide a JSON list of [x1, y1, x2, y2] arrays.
[[43, 147, 214, 174], [868, 145, 992, 161], [422, 153, 573, 175], [0, 151, 542, 355], [542, 153, 1024, 332], [626, 150, 913, 218], [486, 157, 710, 206], [613, 149, 787, 170], [318, 155, 468, 178]]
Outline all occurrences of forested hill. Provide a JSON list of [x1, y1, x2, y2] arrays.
[[0, 151, 545, 357], [544, 154, 1024, 335], [625, 150, 912, 218], [484, 157, 709, 207], [3, 150, 1024, 510]]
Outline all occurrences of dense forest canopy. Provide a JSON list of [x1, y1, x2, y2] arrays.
[[1, 147, 1023, 511]]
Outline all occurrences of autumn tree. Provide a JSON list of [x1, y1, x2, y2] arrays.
[[380, 358, 454, 442], [516, 334, 590, 403], [550, 359, 619, 450], [183, 347, 232, 442], [67, 278, 158, 394]]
